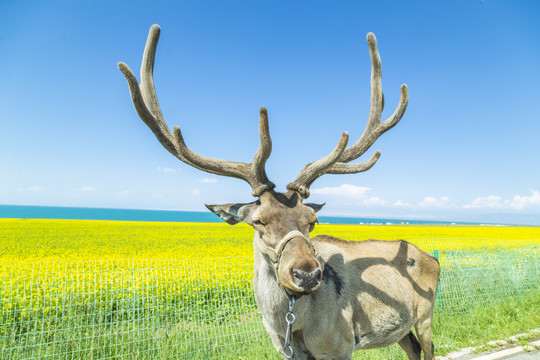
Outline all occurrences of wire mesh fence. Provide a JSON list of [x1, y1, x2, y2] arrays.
[[409, 238, 540, 314], [0, 239, 538, 359]]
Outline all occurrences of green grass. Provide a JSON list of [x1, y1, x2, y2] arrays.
[[433, 289, 540, 357], [3, 289, 538, 359], [1, 252, 538, 359]]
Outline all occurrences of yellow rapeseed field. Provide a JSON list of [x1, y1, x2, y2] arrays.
[[1, 218, 539, 262], [0, 219, 538, 358]]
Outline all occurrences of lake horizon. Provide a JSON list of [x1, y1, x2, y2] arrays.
[[0, 204, 473, 225]]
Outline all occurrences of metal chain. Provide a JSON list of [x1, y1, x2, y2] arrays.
[[283, 294, 296, 359]]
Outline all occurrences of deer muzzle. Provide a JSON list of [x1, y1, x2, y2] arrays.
[[273, 231, 323, 296], [291, 268, 322, 292]]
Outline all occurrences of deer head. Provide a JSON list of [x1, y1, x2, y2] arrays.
[[118, 25, 408, 297]]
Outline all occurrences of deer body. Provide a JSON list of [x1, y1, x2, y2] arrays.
[[119, 24, 440, 359], [254, 232, 439, 360], [222, 190, 439, 359]]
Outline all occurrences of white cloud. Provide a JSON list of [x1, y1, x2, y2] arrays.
[[418, 196, 452, 208], [294, 185, 540, 215], [200, 178, 218, 183], [392, 200, 414, 208], [79, 186, 96, 192], [463, 190, 540, 211], [311, 184, 371, 197], [117, 190, 131, 197], [508, 190, 540, 210], [418, 196, 437, 208], [29, 186, 42, 192], [464, 195, 504, 209], [192, 188, 201, 196], [157, 166, 177, 173]]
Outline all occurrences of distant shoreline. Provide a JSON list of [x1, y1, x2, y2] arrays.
[[0, 204, 477, 225]]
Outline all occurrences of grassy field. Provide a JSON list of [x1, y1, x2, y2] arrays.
[[0, 219, 539, 359]]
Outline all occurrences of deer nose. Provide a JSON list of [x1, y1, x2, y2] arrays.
[[292, 268, 322, 290]]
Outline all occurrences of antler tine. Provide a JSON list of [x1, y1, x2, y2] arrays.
[[140, 25, 167, 134], [118, 25, 178, 158], [119, 25, 275, 197], [287, 33, 408, 198], [287, 132, 349, 198], [326, 150, 381, 174], [173, 108, 275, 197], [333, 32, 408, 166], [252, 107, 275, 195]]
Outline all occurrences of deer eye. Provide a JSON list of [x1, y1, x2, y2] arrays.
[[253, 219, 265, 227]]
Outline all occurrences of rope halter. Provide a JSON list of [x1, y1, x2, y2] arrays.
[[257, 229, 317, 299]]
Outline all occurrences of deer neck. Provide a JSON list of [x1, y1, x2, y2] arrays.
[[252, 233, 291, 322]]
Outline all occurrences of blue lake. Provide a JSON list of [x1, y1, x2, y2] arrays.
[[0, 204, 463, 225]]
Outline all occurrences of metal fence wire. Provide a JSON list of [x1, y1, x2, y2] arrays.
[[0, 239, 538, 359]]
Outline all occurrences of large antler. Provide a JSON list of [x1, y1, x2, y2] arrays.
[[118, 25, 275, 197], [287, 32, 409, 198]]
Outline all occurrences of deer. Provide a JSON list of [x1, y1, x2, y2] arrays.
[[118, 24, 440, 360]]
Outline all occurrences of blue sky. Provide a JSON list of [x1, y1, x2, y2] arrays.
[[1, 1, 540, 224]]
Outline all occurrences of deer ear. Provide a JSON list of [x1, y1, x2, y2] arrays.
[[304, 202, 325, 213], [205, 202, 259, 225]]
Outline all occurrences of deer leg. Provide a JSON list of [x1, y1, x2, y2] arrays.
[[397, 331, 421, 360], [415, 318, 435, 360]]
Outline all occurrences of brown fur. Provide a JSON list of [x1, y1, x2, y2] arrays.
[[253, 232, 439, 360], [224, 192, 441, 360]]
